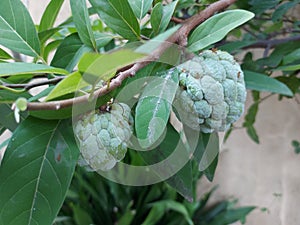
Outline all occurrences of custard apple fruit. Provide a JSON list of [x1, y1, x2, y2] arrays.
[[174, 50, 246, 133], [74, 103, 133, 171]]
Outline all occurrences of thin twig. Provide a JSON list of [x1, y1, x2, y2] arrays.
[[2, 77, 64, 91], [244, 35, 300, 49], [26, 0, 236, 111]]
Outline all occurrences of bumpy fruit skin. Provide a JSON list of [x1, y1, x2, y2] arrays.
[[175, 50, 247, 133], [74, 103, 133, 171]]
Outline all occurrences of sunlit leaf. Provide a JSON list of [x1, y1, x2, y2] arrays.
[[188, 10, 254, 52], [129, 0, 153, 20], [0, 63, 68, 77], [70, 0, 96, 49], [0, 0, 40, 57], [39, 0, 64, 32], [90, 0, 140, 40]]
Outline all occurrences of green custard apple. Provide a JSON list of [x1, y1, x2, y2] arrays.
[[174, 50, 247, 133], [74, 103, 133, 171]]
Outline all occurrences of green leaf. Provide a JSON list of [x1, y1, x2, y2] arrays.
[[70, 0, 96, 49], [0, 0, 40, 57], [276, 76, 300, 95], [0, 48, 12, 60], [0, 90, 31, 104], [30, 108, 73, 120], [195, 132, 219, 182], [51, 33, 93, 72], [207, 206, 255, 225], [94, 32, 114, 49], [0, 63, 68, 77], [0, 118, 79, 225], [142, 200, 193, 225], [0, 104, 27, 131], [151, 1, 178, 34], [188, 10, 254, 52], [272, 0, 300, 22], [276, 64, 300, 71], [136, 25, 180, 54], [244, 70, 293, 96], [250, 0, 279, 14], [90, 0, 141, 40], [246, 125, 259, 144], [129, 0, 153, 20], [139, 123, 193, 201], [70, 204, 94, 225], [39, 0, 64, 32], [135, 69, 179, 148], [46, 72, 89, 101], [78, 49, 146, 83], [43, 40, 62, 61], [283, 48, 300, 65], [38, 28, 61, 45]]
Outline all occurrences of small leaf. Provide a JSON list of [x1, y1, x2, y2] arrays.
[[0, 0, 40, 57], [129, 0, 153, 20], [151, 1, 178, 34], [51, 33, 93, 72], [188, 10, 254, 52], [135, 69, 179, 148], [78, 49, 146, 83], [39, 0, 64, 32], [0, 118, 79, 225], [244, 70, 293, 96], [0, 63, 68, 77], [246, 125, 260, 144], [70, 0, 96, 49], [90, 0, 140, 41], [46, 72, 89, 101]]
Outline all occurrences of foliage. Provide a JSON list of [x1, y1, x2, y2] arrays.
[[54, 168, 255, 225], [0, 0, 299, 224]]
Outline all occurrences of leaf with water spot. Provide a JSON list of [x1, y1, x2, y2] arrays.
[[0, 117, 79, 225], [135, 69, 179, 148]]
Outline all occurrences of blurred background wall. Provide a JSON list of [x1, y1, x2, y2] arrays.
[[0, 1, 298, 224]]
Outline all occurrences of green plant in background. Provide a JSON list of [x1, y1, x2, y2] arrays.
[[0, 0, 298, 225]]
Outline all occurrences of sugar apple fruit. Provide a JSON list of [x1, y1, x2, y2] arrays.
[[174, 50, 247, 133], [74, 103, 133, 171]]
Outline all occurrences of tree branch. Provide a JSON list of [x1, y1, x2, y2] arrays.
[[27, 0, 236, 111], [244, 35, 300, 49]]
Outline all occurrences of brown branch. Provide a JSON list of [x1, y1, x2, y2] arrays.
[[244, 35, 300, 49], [27, 0, 236, 111]]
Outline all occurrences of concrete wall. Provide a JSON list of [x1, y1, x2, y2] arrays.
[[0, 1, 299, 224], [198, 94, 300, 225]]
